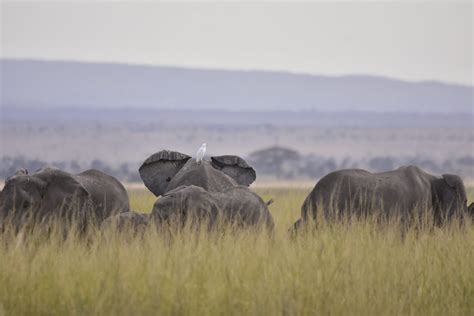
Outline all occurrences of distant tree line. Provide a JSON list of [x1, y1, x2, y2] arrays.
[[1, 147, 473, 181], [247, 146, 474, 180], [0, 156, 141, 182]]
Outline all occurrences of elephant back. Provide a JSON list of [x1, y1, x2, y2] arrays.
[[151, 185, 220, 226], [76, 169, 130, 221], [166, 160, 237, 194], [216, 186, 274, 229]]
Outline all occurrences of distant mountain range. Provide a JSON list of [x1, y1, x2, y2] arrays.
[[1, 59, 472, 113]]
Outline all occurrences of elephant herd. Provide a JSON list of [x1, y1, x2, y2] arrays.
[[0, 149, 473, 234]]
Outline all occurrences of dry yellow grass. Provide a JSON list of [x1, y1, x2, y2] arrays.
[[0, 187, 473, 315]]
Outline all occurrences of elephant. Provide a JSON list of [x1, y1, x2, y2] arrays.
[[101, 211, 150, 232], [139, 150, 274, 229], [152, 185, 274, 230], [0, 167, 130, 231], [292, 165, 471, 230]]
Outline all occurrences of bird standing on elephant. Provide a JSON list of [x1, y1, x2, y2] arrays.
[[196, 143, 207, 164]]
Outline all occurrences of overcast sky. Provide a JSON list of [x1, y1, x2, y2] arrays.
[[1, 1, 472, 85]]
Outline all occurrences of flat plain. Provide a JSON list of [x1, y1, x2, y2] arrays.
[[0, 187, 473, 315]]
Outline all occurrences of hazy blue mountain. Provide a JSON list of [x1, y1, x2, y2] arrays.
[[1, 59, 472, 113]]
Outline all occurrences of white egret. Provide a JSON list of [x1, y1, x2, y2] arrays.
[[196, 143, 207, 164]]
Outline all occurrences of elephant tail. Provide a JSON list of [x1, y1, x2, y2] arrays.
[[266, 199, 274, 206]]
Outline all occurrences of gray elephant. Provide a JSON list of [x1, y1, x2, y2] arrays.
[[139, 150, 274, 229], [0, 167, 129, 230], [101, 211, 150, 233], [292, 165, 472, 230], [152, 185, 274, 229]]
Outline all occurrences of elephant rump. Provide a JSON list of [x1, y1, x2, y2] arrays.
[[151, 185, 274, 231]]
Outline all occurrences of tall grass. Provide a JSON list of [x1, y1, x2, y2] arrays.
[[0, 187, 473, 315]]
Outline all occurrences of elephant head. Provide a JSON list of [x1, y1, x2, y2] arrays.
[[433, 174, 468, 220], [139, 150, 256, 196], [0, 168, 90, 230]]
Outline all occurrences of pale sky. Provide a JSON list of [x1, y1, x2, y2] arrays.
[[1, 1, 472, 85]]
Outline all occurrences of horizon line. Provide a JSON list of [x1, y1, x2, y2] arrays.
[[2, 57, 472, 88], [2, 106, 473, 116]]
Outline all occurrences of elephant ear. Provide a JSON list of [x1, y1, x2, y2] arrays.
[[139, 150, 191, 196], [210, 155, 256, 186], [35, 168, 90, 220]]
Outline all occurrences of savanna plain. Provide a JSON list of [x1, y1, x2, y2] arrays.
[[0, 187, 473, 315]]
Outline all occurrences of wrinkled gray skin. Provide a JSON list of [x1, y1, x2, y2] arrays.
[[152, 185, 274, 229], [0, 167, 129, 230], [139, 150, 274, 229], [293, 166, 470, 231]]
